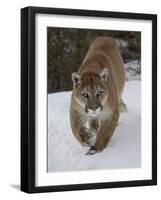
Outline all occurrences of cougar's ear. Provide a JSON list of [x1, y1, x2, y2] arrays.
[[99, 68, 108, 82], [72, 72, 81, 87]]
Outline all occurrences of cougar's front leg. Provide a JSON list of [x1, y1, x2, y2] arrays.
[[70, 109, 90, 145], [86, 109, 119, 155], [84, 119, 99, 147]]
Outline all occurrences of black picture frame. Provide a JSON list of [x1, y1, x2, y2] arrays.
[[21, 6, 157, 193]]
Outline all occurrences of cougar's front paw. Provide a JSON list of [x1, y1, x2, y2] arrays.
[[85, 146, 97, 155]]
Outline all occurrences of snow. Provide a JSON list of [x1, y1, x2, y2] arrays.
[[115, 38, 128, 48], [125, 60, 141, 81], [48, 81, 141, 172]]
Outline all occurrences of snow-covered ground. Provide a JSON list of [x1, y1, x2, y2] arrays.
[[48, 80, 141, 172]]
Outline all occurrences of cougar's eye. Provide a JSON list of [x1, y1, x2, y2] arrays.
[[97, 90, 103, 97], [82, 92, 88, 98]]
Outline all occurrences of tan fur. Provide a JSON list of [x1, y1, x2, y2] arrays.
[[70, 36, 126, 155]]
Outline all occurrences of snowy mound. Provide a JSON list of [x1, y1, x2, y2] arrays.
[[125, 60, 141, 81], [48, 81, 141, 172]]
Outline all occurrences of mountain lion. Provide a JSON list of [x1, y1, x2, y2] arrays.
[[70, 36, 126, 155]]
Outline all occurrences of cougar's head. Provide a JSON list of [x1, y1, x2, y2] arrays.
[[72, 68, 108, 117]]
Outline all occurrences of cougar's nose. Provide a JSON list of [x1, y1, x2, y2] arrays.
[[89, 105, 98, 111]]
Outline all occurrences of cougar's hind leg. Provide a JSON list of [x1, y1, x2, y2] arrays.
[[119, 98, 127, 112]]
